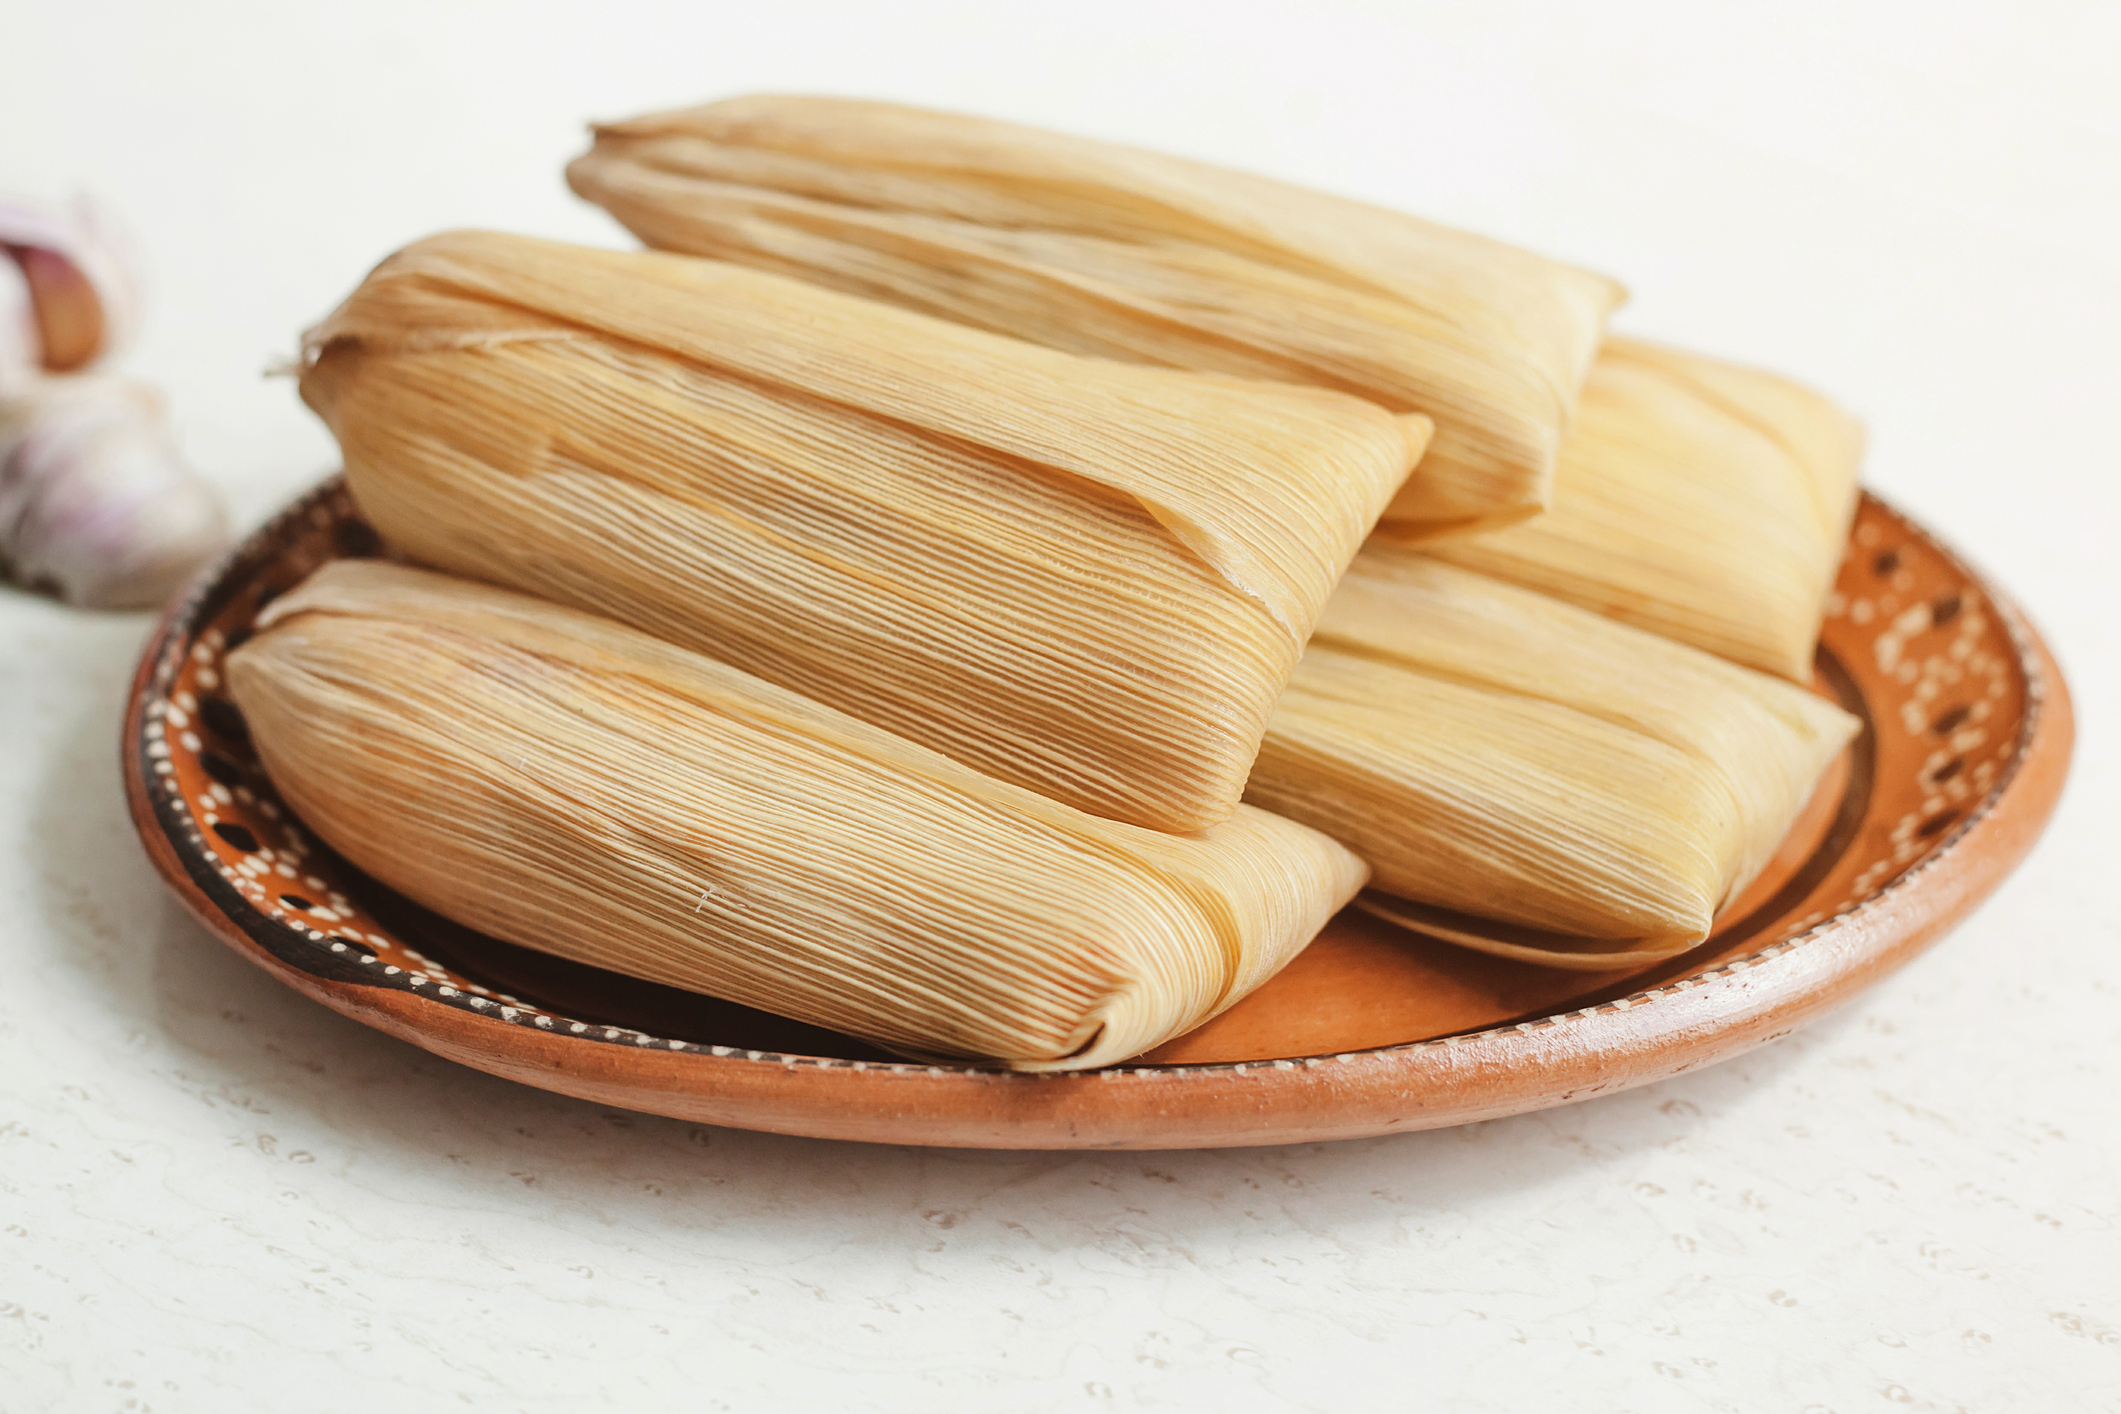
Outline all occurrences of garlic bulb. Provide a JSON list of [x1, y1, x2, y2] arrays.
[[0, 375, 226, 609]]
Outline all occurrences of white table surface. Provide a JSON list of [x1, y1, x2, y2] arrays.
[[3, 3, 2117, 1409]]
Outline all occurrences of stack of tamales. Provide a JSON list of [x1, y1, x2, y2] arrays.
[[231, 96, 1867, 1070]]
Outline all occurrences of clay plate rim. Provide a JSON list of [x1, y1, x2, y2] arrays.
[[122, 485, 2074, 1149]]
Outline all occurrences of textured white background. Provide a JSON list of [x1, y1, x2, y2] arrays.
[[2, 2, 2117, 1409]]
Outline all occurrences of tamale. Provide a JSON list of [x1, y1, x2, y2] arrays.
[[566, 93, 1625, 536], [227, 561, 1367, 1071], [298, 229, 1423, 833], [1420, 338, 1866, 680], [1245, 548, 1860, 969]]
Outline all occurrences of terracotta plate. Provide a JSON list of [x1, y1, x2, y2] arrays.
[[124, 481, 2073, 1148]]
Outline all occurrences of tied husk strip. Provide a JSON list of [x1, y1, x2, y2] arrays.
[[567, 93, 1624, 536], [1420, 338, 1866, 680], [1246, 550, 1859, 966], [299, 230, 1422, 832], [228, 561, 1368, 1071]]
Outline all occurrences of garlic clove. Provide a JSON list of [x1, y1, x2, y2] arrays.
[[12, 245, 104, 372], [0, 374, 227, 609], [0, 194, 143, 373]]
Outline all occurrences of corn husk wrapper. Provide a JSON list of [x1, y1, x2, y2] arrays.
[[298, 230, 1422, 834], [1246, 549, 1860, 969], [567, 94, 1625, 537], [1419, 339, 1865, 680], [228, 562, 1367, 1071]]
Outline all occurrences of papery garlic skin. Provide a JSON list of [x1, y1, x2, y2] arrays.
[[0, 258, 37, 392], [0, 376, 226, 609]]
